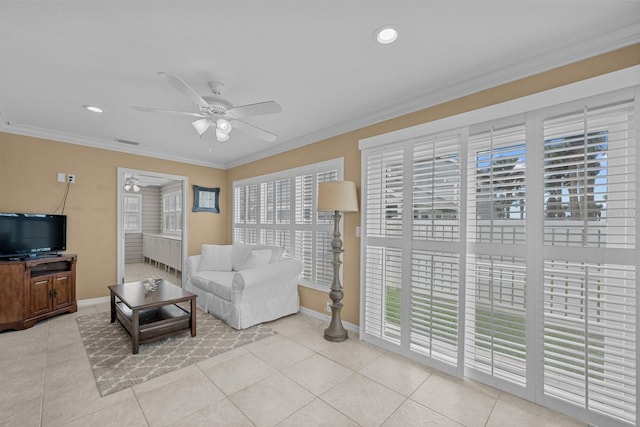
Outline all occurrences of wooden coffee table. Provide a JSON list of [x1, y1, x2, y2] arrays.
[[108, 279, 197, 354]]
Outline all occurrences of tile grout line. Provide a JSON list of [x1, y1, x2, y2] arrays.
[[39, 320, 51, 427]]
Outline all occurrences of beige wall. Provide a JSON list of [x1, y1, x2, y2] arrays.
[[0, 44, 637, 316], [226, 43, 640, 326], [0, 134, 227, 300]]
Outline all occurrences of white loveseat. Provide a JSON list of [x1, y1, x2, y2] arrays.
[[185, 242, 303, 329]]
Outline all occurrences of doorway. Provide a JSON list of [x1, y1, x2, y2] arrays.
[[117, 167, 188, 286]]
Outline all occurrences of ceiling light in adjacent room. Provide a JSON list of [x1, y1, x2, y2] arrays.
[[83, 104, 103, 113], [374, 26, 398, 44]]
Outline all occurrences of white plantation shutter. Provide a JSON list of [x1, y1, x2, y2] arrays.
[[364, 245, 403, 343], [411, 250, 460, 365], [465, 122, 528, 388], [363, 133, 464, 371], [295, 174, 314, 224], [410, 133, 462, 368], [543, 100, 636, 249], [466, 255, 527, 386], [365, 148, 404, 239], [543, 261, 636, 424], [363, 146, 405, 344], [360, 83, 638, 427], [295, 230, 313, 280], [260, 182, 274, 224], [276, 179, 291, 224], [412, 133, 461, 241], [315, 231, 333, 286], [233, 159, 342, 287], [542, 97, 636, 425], [123, 194, 141, 233]]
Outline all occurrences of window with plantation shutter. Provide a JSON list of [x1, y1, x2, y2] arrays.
[[362, 133, 464, 372], [465, 122, 528, 388], [124, 194, 141, 233], [363, 245, 403, 343], [232, 158, 342, 288], [541, 98, 636, 425], [363, 146, 405, 345], [411, 250, 460, 365], [361, 79, 638, 427], [162, 191, 182, 233]]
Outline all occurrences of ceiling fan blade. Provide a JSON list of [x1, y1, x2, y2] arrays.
[[158, 72, 210, 109], [192, 118, 213, 136], [231, 119, 277, 142], [228, 101, 282, 118], [131, 106, 206, 118]]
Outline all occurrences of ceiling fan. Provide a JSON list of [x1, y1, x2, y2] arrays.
[[131, 72, 282, 142]]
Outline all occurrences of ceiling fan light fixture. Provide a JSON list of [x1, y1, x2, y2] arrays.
[[192, 118, 212, 136], [374, 26, 398, 44], [216, 118, 231, 134], [216, 128, 230, 142]]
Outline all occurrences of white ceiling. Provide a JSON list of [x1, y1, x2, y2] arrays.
[[1, 1, 638, 169]]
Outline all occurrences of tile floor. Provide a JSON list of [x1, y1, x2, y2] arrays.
[[124, 262, 182, 284], [0, 303, 587, 427]]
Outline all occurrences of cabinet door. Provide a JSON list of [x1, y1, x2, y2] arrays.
[[52, 273, 73, 310], [29, 277, 51, 317]]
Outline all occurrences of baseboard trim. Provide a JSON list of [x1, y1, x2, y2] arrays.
[[299, 306, 360, 336], [77, 296, 110, 307]]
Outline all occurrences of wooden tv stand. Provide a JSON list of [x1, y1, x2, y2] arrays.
[[0, 254, 77, 332]]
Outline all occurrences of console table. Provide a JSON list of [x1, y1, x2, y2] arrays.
[[0, 254, 77, 332]]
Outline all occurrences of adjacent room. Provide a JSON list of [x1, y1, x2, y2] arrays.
[[0, 2, 639, 426]]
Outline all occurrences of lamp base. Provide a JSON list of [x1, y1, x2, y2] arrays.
[[324, 303, 348, 342]]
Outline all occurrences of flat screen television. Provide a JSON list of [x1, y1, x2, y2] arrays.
[[0, 213, 67, 259]]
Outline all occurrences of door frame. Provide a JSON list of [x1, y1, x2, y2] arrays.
[[117, 167, 189, 286]]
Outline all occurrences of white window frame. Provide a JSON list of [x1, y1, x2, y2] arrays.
[[359, 66, 640, 427], [123, 193, 142, 234], [233, 158, 344, 291]]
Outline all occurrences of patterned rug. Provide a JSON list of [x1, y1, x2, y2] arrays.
[[77, 310, 275, 396]]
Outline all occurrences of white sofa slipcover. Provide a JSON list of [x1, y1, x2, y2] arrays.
[[185, 247, 302, 329]]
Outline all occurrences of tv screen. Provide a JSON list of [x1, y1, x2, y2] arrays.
[[0, 213, 67, 259]]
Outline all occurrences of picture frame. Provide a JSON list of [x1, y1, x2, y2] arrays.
[[192, 185, 220, 213]]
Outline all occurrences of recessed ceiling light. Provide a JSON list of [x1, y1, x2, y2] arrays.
[[83, 104, 103, 113], [375, 26, 398, 44]]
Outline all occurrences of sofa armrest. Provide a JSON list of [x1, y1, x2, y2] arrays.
[[233, 258, 303, 292], [186, 255, 201, 281]]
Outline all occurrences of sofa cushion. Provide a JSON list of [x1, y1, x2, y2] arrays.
[[254, 245, 284, 263], [243, 249, 272, 269], [232, 242, 253, 271], [190, 270, 235, 301], [199, 244, 232, 272]]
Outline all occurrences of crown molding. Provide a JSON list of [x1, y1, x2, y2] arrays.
[[0, 122, 227, 169]]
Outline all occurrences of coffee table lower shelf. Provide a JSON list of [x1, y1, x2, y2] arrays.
[[114, 302, 193, 353]]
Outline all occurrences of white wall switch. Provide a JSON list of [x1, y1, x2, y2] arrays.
[[57, 172, 66, 183]]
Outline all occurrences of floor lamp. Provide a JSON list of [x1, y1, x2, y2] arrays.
[[317, 181, 359, 342]]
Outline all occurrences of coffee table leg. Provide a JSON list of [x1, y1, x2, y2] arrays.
[[190, 298, 196, 337], [110, 291, 115, 323], [132, 309, 140, 354]]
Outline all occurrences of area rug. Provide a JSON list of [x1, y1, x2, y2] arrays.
[[77, 310, 275, 396]]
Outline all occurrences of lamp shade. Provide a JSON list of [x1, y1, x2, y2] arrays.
[[317, 181, 359, 212]]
